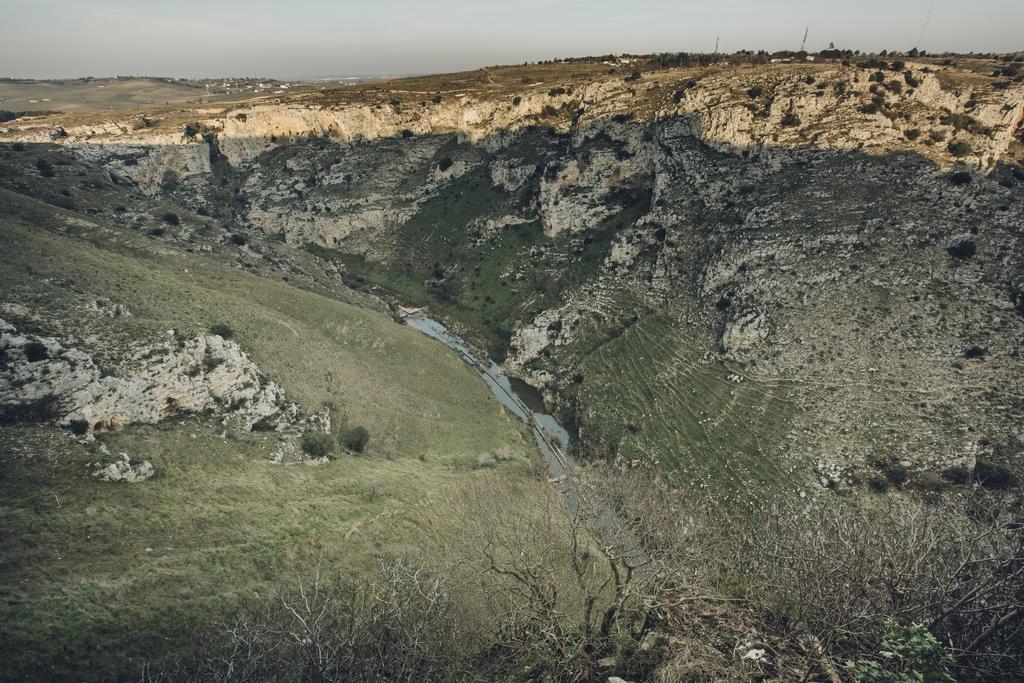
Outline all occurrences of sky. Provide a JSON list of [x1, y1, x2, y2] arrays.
[[1, 0, 1021, 80]]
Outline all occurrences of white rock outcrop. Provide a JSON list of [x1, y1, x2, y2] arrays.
[[721, 310, 769, 360], [0, 319, 295, 435], [92, 453, 155, 482]]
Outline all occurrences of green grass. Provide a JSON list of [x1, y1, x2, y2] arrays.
[[576, 315, 802, 501], [0, 420, 535, 679], [0, 207, 539, 678], [0, 214, 528, 458]]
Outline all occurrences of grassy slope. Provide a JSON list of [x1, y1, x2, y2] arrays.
[[577, 315, 802, 500], [0, 210, 538, 679]]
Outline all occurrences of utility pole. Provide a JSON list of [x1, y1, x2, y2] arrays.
[[915, 4, 933, 51], [800, 26, 808, 52]]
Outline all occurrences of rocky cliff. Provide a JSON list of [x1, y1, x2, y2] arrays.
[[2, 57, 1022, 494], [0, 318, 314, 436]]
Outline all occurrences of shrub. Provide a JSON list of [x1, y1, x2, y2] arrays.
[[845, 620, 954, 683], [946, 239, 976, 259], [860, 102, 880, 114], [746, 86, 763, 98], [941, 465, 971, 485], [947, 140, 971, 157], [948, 170, 972, 185], [162, 212, 180, 226], [437, 157, 453, 172], [624, 70, 641, 82], [871, 458, 908, 487], [301, 430, 335, 458], [541, 104, 558, 117], [0, 394, 60, 423], [974, 460, 1018, 489], [963, 345, 986, 358], [161, 170, 179, 191], [208, 323, 234, 339], [35, 158, 55, 178], [400, 129, 414, 138], [229, 233, 248, 246], [511, 96, 522, 106], [904, 128, 920, 140], [22, 341, 48, 363], [867, 474, 890, 493], [940, 111, 990, 135], [341, 426, 370, 453], [148, 226, 165, 237], [780, 112, 801, 127]]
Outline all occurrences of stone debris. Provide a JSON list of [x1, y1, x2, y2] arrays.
[[92, 453, 155, 482], [88, 298, 132, 319]]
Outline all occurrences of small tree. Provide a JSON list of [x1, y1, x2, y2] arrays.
[[301, 430, 335, 458], [341, 426, 370, 454], [947, 140, 971, 157], [208, 323, 234, 339], [35, 158, 55, 178]]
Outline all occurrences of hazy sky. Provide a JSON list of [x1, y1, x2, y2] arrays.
[[2, 0, 1021, 79]]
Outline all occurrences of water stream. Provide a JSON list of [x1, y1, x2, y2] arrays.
[[403, 313, 576, 486], [403, 312, 647, 567]]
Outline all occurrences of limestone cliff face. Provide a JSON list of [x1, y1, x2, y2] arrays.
[[678, 65, 1024, 169], [0, 319, 305, 435], [6, 63, 1020, 197]]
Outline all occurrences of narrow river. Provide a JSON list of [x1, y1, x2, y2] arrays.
[[404, 312, 647, 567], [403, 313, 577, 493]]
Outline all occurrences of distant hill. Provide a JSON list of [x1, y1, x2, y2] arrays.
[[0, 76, 310, 113]]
